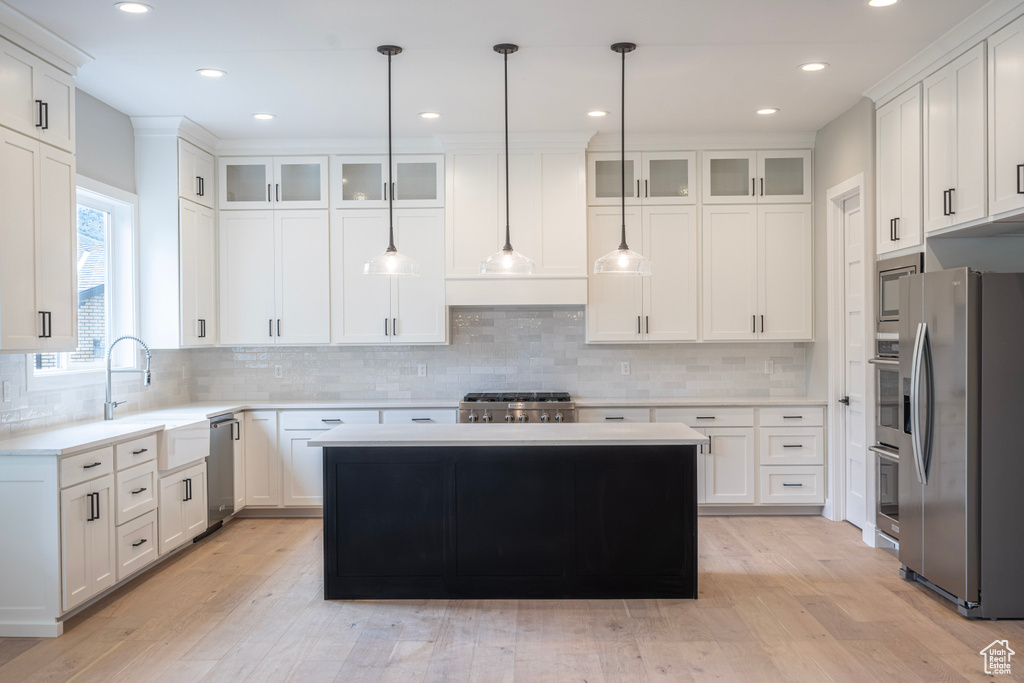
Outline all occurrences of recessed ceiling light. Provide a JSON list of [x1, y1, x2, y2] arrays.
[[587, 110, 608, 117], [197, 68, 226, 78], [115, 2, 152, 13], [252, 113, 276, 120], [756, 108, 780, 115], [800, 62, 829, 72], [868, 0, 898, 6], [418, 112, 441, 119]]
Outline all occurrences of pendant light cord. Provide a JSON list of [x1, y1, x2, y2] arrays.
[[386, 50, 396, 253], [618, 47, 628, 251], [503, 51, 513, 252]]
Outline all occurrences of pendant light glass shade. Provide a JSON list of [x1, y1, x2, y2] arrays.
[[594, 42, 651, 277], [480, 43, 535, 276], [365, 45, 419, 277]]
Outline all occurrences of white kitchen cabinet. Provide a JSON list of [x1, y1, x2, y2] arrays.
[[158, 462, 207, 556], [244, 411, 279, 507], [381, 408, 457, 424], [702, 204, 812, 341], [988, 15, 1024, 217], [218, 156, 329, 210], [233, 418, 245, 513], [331, 208, 447, 344], [331, 154, 443, 209], [923, 43, 987, 233], [759, 466, 825, 504], [115, 509, 158, 581], [114, 460, 158, 525], [178, 139, 215, 209], [179, 200, 217, 346], [703, 427, 756, 504], [219, 210, 331, 345], [587, 151, 696, 207], [577, 407, 651, 423], [444, 143, 588, 305], [0, 35, 75, 153], [60, 475, 116, 611], [876, 85, 923, 254], [0, 127, 76, 352], [586, 204, 698, 342], [702, 150, 811, 204]]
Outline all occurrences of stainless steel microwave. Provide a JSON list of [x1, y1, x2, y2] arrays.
[[876, 253, 923, 334]]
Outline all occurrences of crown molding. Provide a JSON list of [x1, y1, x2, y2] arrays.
[[438, 131, 596, 153], [585, 132, 816, 152], [0, 1, 92, 76], [131, 116, 220, 151], [865, 0, 1024, 106], [215, 136, 445, 156]]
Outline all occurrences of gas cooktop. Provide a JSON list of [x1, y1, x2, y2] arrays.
[[461, 392, 572, 403]]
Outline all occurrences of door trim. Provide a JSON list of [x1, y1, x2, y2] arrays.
[[825, 173, 877, 546]]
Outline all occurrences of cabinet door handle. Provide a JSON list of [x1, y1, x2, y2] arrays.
[[83, 462, 102, 469], [1017, 164, 1024, 195], [636, 179, 640, 198], [948, 187, 955, 215], [86, 492, 96, 522], [277, 319, 281, 337], [752, 178, 756, 197], [889, 218, 895, 242], [132, 539, 148, 547], [184, 478, 191, 502], [132, 448, 148, 455], [943, 189, 950, 216], [894, 217, 899, 240], [645, 316, 649, 334], [604, 416, 625, 420], [637, 315, 641, 334], [269, 319, 273, 337], [35, 99, 44, 127], [782, 444, 804, 449], [232, 422, 240, 440], [131, 487, 148, 495], [393, 318, 397, 336], [760, 177, 764, 196], [275, 184, 280, 202], [42, 101, 48, 130], [782, 483, 804, 487], [383, 181, 387, 201], [644, 179, 648, 198], [267, 184, 272, 202], [752, 315, 756, 333], [200, 176, 205, 196], [761, 315, 764, 333], [46, 311, 51, 338], [38, 311, 46, 338], [391, 182, 396, 200], [93, 492, 100, 520], [196, 175, 202, 197], [384, 318, 389, 336]]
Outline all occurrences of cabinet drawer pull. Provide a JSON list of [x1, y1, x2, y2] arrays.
[[132, 538, 148, 548], [782, 415, 803, 419], [411, 418, 432, 422], [604, 416, 625, 420], [132, 448, 148, 455], [695, 416, 715, 420], [782, 444, 803, 449], [321, 418, 342, 423], [782, 483, 804, 487], [131, 487, 148, 495], [83, 462, 102, 469]]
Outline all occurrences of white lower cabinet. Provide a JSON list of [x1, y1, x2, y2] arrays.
[[380, 408, 456, 424], [114, 460, 158, 525], [60, 475, 116, 612], [115, 509, 158, 581], [703, 428, 756, 504], [244, 411, 279, 507], [158, 462, 207, 556], [577, 407, 651, 423], [759, 466, 825, 504]]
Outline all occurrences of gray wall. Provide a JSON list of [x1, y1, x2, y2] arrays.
[[75, 89, 135, 192], [809, 96, 876, 398]]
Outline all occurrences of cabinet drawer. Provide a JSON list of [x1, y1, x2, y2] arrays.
[[61, 447, 114, 488], [759, 466, 824, 504], [280, 409, 380, 430], [115, 460, 158, 525], [759, 407, 823, 427], [654, 407, 753, 427], [381, 408, 457, 424], [578, 407, 651, 423], [115, 434, 158, 470], [759, 428, 824, 465], [116, 509, 158, 581]]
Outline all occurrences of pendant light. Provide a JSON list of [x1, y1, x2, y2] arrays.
[[594, 42, 651, 276], [480, 43, 535, 275], [364, 45, 420, 276]]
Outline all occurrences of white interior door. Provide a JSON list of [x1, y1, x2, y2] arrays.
[[842, 194, 868, 529]]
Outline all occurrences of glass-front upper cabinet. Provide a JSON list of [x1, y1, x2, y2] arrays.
[[331, 155, 444, 209], [642, 152, 697, 205], [702, 150, 811, 204], [219, 156, 329, 210], [588, 152, 642, 206]]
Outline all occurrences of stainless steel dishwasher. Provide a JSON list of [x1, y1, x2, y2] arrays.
[[205, 413, 238, 535]]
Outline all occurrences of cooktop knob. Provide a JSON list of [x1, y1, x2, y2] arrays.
[[481, 412, 492, 423], [540, 413, 550, 423], [554, 412, 564, 423], [467, 412, 478, 423], [518, 414, 528, 422], [504, 413, 514, 423]]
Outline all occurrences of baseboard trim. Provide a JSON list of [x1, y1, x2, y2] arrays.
[[698, 505, 824, 517], [234, 507, 324, 518]]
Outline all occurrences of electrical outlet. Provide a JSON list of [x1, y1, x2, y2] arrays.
[[273, 364, 283, 379], [764, 360, 774, 374], [1, 380, 10, 403], [181, 365, 187, 380], [417, 364, 427, 377], [620, 361, 631, 376]]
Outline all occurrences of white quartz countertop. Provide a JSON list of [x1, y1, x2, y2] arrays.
[[308, 423, 708, 448], [0, 421, 167, 457]]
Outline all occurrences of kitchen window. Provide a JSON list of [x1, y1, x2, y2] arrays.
[[27, 177, 138, 389]]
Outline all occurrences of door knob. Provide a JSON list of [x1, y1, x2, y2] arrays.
[[838, 396, 850, 405]]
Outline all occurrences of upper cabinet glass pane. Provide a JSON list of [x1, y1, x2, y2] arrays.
[[279, 163, 322, 202], [648, 159, 690, 199], [763, 157, 804, 197], [396, 162, 437, 201], [708, 158, 751, 197], [342, 162, 383, 202], [595, 159, 636, 199], [225, 163, 269, 203]]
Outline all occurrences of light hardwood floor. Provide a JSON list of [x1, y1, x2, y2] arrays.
[[1, 516, 1022, 682]]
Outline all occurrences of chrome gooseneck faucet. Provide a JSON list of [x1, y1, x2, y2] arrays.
[[104, 335, 152, 420]]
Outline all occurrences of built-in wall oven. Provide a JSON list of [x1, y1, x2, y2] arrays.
[[869, 340, 901, 448]]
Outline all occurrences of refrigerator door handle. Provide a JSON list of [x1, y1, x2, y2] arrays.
[[910, 322, 927, 484], [921, 322, 935, 482]]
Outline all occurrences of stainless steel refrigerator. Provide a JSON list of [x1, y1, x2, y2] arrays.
[[898, 267, 1024, 618]]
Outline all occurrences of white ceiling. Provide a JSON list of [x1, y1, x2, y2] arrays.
[[7, 0, 991, 140]]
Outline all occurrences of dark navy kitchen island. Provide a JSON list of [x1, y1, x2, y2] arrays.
[[311, 423, 705, 600]]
